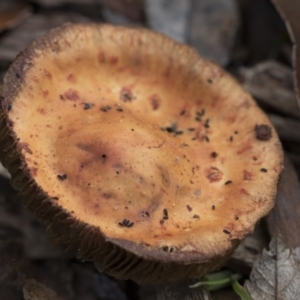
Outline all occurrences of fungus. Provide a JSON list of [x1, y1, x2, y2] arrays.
[[0, 23, 283, 284]]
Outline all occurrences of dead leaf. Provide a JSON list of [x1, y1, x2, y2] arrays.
[[0, 2, 32, 33], [269, 113, 300, 143], [32, 0, 144, 21], [245, 235, 300, 300], [271, 0, 300, 105], [145, 0, 191, 42], [240, 0, 287, 64], [100, 0, 144, 21], [23, 278, 63, 300], [229, 222, 269, 275], [239, 61, 300, 119], [267, 155, 300, 249], [0, 12, 91, 63], [187, 0, 239, 66]]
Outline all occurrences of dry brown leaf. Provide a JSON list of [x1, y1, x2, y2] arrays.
[[32, 0, 144, 21], [267, 155, 300, 249], [0, 2, 32, 33], [0, 12, 90, 63], [239, 61, 300, 119], [245, 235, 300, 300], [23, 278, 63, 300], [269, 113, 300, 143], [271, 0, 300, 106]]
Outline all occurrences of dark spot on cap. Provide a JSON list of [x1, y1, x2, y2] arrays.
[[204, 119, 210, 128], [163, 208, 169, 220], [255, 124, 272, 141], [120, 88, 133, 102], [102, 193, 112, 199], [197, 109, 205, 117], [100, 105, 112, 112], [16, 73, 20, 79], [164, 123, 178, 134], [193, 214, 200, 219], [57, 174, 67, 180], [118, 219, 134, 228], [207, 167, 223, 182], [186, 205, 193, 212], [223, 229, 231, 234], [62, 89, 79, 101], [244, 170, 252, 180], [225, 180, 232, 185], [210, 152, 218, 158], [207, 79, 213, 84], [229, 136, 233, 142], [83, 103, 94, 110], [260, 168, 268, 173], [102, 154, 107, 163], [175, 131, 183, 135], [180, 110, 186, 116], [141, 211, 150, 218], [212, 205, 215, 210], [150, 95, 160, 110]]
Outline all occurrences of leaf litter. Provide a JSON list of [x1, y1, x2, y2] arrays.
[[245, 235, 300, 300]]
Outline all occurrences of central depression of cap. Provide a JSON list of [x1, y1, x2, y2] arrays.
[[7, 24, 282, 258]]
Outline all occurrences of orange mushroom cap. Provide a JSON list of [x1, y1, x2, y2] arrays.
[[0, 23, 283, 284]]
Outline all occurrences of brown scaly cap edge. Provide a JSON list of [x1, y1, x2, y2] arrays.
[[0, 23, 283, 284]]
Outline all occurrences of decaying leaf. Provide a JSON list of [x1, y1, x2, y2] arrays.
[[145, 0, 191, 42], [0, 2, 32, 33], [23, 278, 62, 300], [187, 0, 239, 66], [271, 0, 300, 105], [269, 113, 300, 143], [239, 61, 300, 119], [229, 222, 269, 275], [0, 12, 90, 63], [245, 235, 300, 300], [32, 0, 144, 21], [267, 155, 300, 249]]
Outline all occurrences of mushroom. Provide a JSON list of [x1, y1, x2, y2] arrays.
[[0, 23, 283, 284]]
